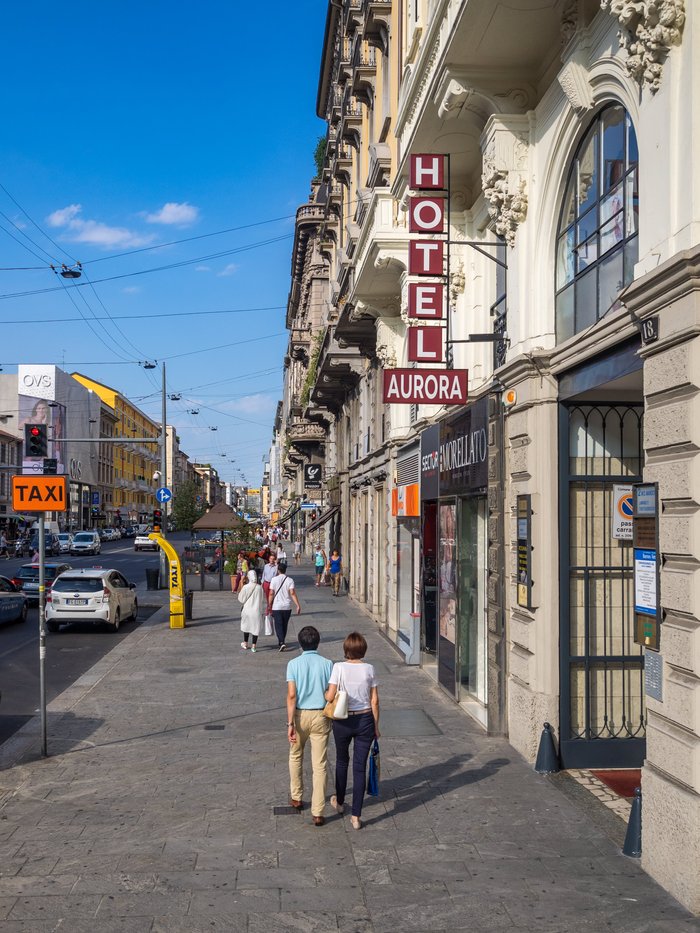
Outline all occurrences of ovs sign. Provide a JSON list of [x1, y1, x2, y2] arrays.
[[18, 365, 56, 401]]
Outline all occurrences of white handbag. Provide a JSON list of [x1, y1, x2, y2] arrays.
[[332, 666, 349, 719], [264, 613, 273, 636]]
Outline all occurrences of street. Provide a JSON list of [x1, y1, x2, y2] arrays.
[[0, 536, 163, 746]]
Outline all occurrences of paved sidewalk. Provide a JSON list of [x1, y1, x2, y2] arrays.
[[0, 566, 697, 932]]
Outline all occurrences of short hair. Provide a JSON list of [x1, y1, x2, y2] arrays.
[[278, 561, 288, 573], [343, 631, 367, 660], [298, 626, 320, 651]]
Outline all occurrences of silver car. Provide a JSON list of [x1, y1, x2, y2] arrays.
[[56, 533, 73, 554], [70, 531, 101, 556], [46, 568, 138, 632]]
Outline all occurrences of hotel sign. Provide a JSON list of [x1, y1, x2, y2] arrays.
[[383, 369, 467, 405]]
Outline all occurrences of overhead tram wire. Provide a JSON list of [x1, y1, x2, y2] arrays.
[[0, 181, 78, 265], [0, 305, 287, 326]]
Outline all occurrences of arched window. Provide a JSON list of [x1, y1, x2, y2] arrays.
[[555, 105, 639, 342]]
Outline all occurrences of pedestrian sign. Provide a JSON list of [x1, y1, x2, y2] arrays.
[[11, 475, 68, 512], [156, 486, 172, 504]]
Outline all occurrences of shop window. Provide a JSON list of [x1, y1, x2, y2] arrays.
[[555, 105, 638, 342]]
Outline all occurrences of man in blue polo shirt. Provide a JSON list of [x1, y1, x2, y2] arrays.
[[286, 625, 334, 826]]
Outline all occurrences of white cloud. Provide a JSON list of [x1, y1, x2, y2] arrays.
[[217, 263, 239, 277], [122, 286, 141, 294], [195, 265, 211, 272], [145, 201, 199, 226], [45, 204, 155, 249], [232, 393, 277, 415], [47, 204, 82, 227]]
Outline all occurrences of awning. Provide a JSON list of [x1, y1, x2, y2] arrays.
[[303, 506, 339, 536], [277, 502, 302, 525]]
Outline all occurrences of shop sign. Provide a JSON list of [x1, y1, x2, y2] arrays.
[[420, 423, 440, 500], [408, 283, 444, 319], [304, 464, 322, 489], [516, 494, 532, 609], [392, 483, 419, 517], [409, 197, 445, 233], [633, 482, 660, 651], [438, 397, 489, 494], [409, 240, 444, 276], [410, 154, 445, 190], [383, 368, 467, 405], [408, 326, 443, 363]]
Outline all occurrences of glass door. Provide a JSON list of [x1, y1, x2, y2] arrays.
[[458, 497, 488, 708], [438, 501, 457, 696]]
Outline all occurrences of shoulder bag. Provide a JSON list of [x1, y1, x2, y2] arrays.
[[323, 664, 348, 719]]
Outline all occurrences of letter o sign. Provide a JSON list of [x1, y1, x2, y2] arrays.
[[409, 197, 445, 234]]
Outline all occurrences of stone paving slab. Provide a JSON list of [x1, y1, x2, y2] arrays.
[[0, 563, 698, 931]]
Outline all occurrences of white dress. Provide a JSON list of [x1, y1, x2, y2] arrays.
[[238, 581, 265, 636]]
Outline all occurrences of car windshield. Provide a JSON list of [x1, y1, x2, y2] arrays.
[[19, 566, 62, 581], [73, 534, 93, 542], [53, 577, 104, 592], [57, 535, 70, 542]]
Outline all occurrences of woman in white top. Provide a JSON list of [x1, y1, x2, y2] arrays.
[[325, 631, 380, 829], [238, 570, 265, 653]]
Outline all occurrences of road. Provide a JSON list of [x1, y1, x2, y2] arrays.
[[0, 536, 167, 746]]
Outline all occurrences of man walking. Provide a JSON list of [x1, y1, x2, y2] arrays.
[[286, 626, 333, 826]]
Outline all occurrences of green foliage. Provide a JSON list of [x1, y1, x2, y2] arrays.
[[300, 331, 324, 409], [171, 480, 206, 532], [313, 136, 327, 178]]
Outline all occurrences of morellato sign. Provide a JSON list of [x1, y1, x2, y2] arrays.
[[383, 369, 468, 405], [439, 397, 489, 494]]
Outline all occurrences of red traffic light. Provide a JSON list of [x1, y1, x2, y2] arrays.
[[30, 426, 40, 437]]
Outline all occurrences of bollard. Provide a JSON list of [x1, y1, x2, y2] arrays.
[[622, 786, 642, 858], [534, 722, 560, 774]]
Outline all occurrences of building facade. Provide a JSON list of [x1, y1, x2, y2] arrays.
[[280, 0, 700, 913]]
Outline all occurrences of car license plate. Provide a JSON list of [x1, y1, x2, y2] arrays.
[[67, 599, 88, 605]]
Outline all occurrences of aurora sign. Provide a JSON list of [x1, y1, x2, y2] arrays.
[[383, 368, 468, 405]]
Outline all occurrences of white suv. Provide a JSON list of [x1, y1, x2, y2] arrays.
[[71, 531, 101, 556], [46, 568, 138, 632]]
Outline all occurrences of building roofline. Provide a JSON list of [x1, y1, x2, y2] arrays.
[[316, 2, 341, 119]]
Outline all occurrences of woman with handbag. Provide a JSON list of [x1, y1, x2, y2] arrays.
[[325, 631, 380, 830], [268, 561, 301, 651], [238, 570, 265, 653]]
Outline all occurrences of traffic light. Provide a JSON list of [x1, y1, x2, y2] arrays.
[[153, 508, 163, 533], [25, 424, 48, 458]]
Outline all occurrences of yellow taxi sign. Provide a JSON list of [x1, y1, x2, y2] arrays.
[[11, 475, 68, 512]]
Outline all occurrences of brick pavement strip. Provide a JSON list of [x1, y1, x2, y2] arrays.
[[0, 565, 698, 931]]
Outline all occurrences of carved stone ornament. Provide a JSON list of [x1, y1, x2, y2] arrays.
[[450, 261, 466, 308], [374, 317, 401, 367], [482, 169, 528, 247], [558, 58, 594, 114], [480, 116, 530, 247], [375, 344, 397, 368], [561, 1, 578, 46], [601, 0, 686, 93]]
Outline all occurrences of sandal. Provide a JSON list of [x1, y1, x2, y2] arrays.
[[241, 642, 249, 650], [330, 795, 344, 814], [351, 816, 362, 830]]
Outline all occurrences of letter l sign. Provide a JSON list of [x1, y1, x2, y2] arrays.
[[408, 327, 443, 362]]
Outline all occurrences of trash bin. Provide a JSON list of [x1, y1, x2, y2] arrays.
[[145, 568, 159, 590], [184, 589, 193, 621]]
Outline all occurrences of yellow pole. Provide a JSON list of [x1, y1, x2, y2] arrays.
[[149, 532, 185, 628]]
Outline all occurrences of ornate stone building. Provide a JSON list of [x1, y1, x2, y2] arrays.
[[281, 0, 700, 910]]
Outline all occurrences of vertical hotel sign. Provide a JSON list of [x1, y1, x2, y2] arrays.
[[382, 154, 468, 406]]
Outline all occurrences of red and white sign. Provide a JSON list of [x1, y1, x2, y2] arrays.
[[409, 197, 445, 234], [408, 283, 444, 319], [408, 327, 443, 363], [410, 154, 445, 190], [409, 240, 444, 276], [383, 369, 468, 405]]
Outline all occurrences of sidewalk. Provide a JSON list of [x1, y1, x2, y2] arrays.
[[0, 565, 697, 932]]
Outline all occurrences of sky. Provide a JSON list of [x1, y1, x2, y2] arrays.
[[0, 1, 327, 489]]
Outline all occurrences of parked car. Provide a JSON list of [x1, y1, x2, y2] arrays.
[[134, 533, 158, 552], [12, 563, 72, 604], [0, 576, 28, 625], [46, 568, 138, 633], [70, 531, 101, 556], [28, 532, 61, 557], [56, 533, 73, 554]]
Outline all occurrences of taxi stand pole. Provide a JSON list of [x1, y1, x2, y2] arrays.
[[38, 512, 47, 757]]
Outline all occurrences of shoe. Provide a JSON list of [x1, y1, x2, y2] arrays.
[[251, 646, 256, 653], [312, 816, 325, 827], [290, 797, 302, 810], [279, 644, 287, 652], [330, 795, 344, 815], [351, 816, 362, 830], [241, 642, 249, 650]]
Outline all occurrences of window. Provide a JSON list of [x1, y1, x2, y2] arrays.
[[555, 105, 638, 342]]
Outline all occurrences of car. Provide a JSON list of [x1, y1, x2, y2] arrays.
[[46, 568, 138, 633], [134, 533, 158, 552], [28, 532, 61, 557], [122, 526, 136, 538], [56, 533, 73, 554], [0, 576, 28, 625], [107, 528, 121, 541], [12, 563, 72, 604], [70, 531, 101, 556]]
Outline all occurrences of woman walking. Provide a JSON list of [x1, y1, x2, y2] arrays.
[[314, 546, 327, 587], [326, 632, 380, 830], [268, 561, 301, 651], [238, 569, 265, 653], [328, 549, 343, 596]]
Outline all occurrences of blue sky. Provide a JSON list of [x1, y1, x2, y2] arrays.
[[0, 1, 326, 488]]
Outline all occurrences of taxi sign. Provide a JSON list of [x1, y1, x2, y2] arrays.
[[11, 475, 68, 512]]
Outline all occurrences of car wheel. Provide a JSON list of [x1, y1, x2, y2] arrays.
[[46, 621, 59, 633], [130, 598, 138, 621], [111, 608, 121, 633], [19, 603, 28, 624]]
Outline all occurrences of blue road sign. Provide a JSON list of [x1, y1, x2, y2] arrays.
[[156, 486, 172, 504]]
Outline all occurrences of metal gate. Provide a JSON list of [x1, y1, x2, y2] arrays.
[[559, 403, 646, 768]]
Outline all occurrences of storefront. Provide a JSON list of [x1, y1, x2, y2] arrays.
[[394, 441, 421, 663], [420, 397, 490, 724]]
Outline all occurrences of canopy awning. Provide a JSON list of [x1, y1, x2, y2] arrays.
[[192, 502, 248, 532], [277, 502, 302, 525], [303, 506, 339, 536]]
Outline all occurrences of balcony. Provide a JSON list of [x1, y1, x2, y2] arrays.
[[333, 145, 353, 183], [352, 39, 376, 101], [309, 327, 363, 413], [340, 88, 362, 144], [288, 419, 327, 451], [290, 326, 312, 362], [338, 36, 352, 82], [343, 0, 363, 32]]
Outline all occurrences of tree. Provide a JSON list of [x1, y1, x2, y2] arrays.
[[313, 136, 326, 179], [172, 481, 206, 532]]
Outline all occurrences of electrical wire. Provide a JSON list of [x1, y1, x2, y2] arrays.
[[0, 181, 77, 264], [0, 305, 286, 326]]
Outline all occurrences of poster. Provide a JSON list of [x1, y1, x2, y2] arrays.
[[438, 503, 456, 643], [19, 395, 66, 475]]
